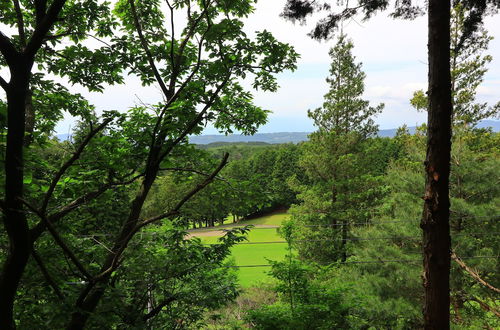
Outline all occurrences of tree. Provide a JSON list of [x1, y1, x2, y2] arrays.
[[0, 1, 123, 326], [290, 35, 384, 264], [1, 1, 298, 327], [308, 34, 383, 137], [246, 258, 351, 330], [281, 1, 500, 327], [410, 4, 500, 127]]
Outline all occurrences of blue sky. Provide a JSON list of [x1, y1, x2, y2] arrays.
[[53, 0, 500, 135]]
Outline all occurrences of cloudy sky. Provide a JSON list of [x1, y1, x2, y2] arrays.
[[54, 0, 500, 134]]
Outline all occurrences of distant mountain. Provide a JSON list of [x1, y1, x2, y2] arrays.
[[55, 120, 500, 144], [189, 132, 310, 145], [377, 126, 417, 137]]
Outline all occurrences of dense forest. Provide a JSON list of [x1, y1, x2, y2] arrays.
[[0, 0, 499, 329]]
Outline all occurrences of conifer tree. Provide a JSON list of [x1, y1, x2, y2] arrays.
[[291, 35, 383, 263], [309, 34, 383, 136]]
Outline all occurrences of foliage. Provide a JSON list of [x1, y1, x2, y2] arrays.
[[308, 35, 383, 137], [410, 4, 500, 126], [0, 0, 298, 327], [289, 35, 386, 264], [246, 259, 351, 330]]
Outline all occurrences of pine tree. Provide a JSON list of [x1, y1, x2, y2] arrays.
[[290, 35, 384, 263], [308, 35, 383, 136]]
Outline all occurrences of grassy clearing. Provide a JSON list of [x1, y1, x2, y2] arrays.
[[191, 211, 289, 287]]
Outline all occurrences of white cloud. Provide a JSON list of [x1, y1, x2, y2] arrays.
[[20, 0, 500, 134]]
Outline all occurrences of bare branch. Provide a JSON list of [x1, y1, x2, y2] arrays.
[[452, 251, 500, 294], [468, 296, 500, 318], [141, 153, 229, 227], [0, 31, 18, 65], [166, 0, 175, 67], [43, 216, 93, 280], [31, 248, 65, 301], [96, 153, 229, 280], [12, 0, 27, 47], [41, 117, 113, 214], [20, 198, 92, 279], [128, 0, 170, 98], [29, 173, 144, 242], [159, 166, 229, 184], [0, 76, 7, 91], [142, 296, 176, 321], [168, 0, 212, 94], [25, 0, 67, 59], [150, 25, 208, 145], [157, 73, 231, 162], [44, 30, 113, 45]]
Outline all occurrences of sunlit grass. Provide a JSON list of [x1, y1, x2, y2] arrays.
[[192, 210, 290, 287]]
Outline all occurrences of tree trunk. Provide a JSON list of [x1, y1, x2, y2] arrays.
[[340, 221, 347, 263], [421, 1, 452, 329], [24, 90, 35, 146], [0, 62, 32, 329]]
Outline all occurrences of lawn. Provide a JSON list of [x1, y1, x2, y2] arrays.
[[190, 210, 290, 287]]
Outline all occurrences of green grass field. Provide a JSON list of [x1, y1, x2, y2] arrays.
[[190, 211, 289, 287]]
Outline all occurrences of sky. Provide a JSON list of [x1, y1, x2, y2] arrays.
[[47, 0, 500, 135]]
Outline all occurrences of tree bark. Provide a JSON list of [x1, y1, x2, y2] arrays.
[[0, 60, 32, 330], [421, 1, 452, 329]]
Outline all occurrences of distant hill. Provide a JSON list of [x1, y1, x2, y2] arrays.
[[56, 120, 500, 144], [189, 132, 310, 145]]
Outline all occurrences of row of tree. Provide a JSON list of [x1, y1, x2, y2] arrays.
[[0, 0, 298, 328], [242, 7, 499, 328]]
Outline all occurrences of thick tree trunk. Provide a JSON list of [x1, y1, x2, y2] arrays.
[[421, 1, 452, 329], [0, 62, 31, 329]]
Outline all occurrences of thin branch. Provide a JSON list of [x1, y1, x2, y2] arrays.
[[157, 73, 231, 162], [150, 26, 208, 144], [169, 0, 211, 94], [96, 153, 229, 280], [25, 0, 67, 59], [31, 248, 66, 301], [0, 76, 8, 91], [12, 0, 27, 47], [41, 117, 113, 214], [30, 172, 144, 242], [128, 0, 170, 98], [43, 216, 93, 280], [468, 296, 500, 318], [42, 45, 72, 61], [43, 31, 76, 40], [142, 296, 176, 321], [0, 31, 19, 65], [148, 0, 212, 147], [141, 153, 229, 227], [29, 185, 109, 241], [20, 198, 92, 280], [159, 167, 229, 183], [452, 251, 500, 294], [166, 0, 175, 67], [90, 236, 114, 254], [159, 167, 214, 176]]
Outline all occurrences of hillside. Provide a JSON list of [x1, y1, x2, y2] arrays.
[[56, 120, 500, 143]]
